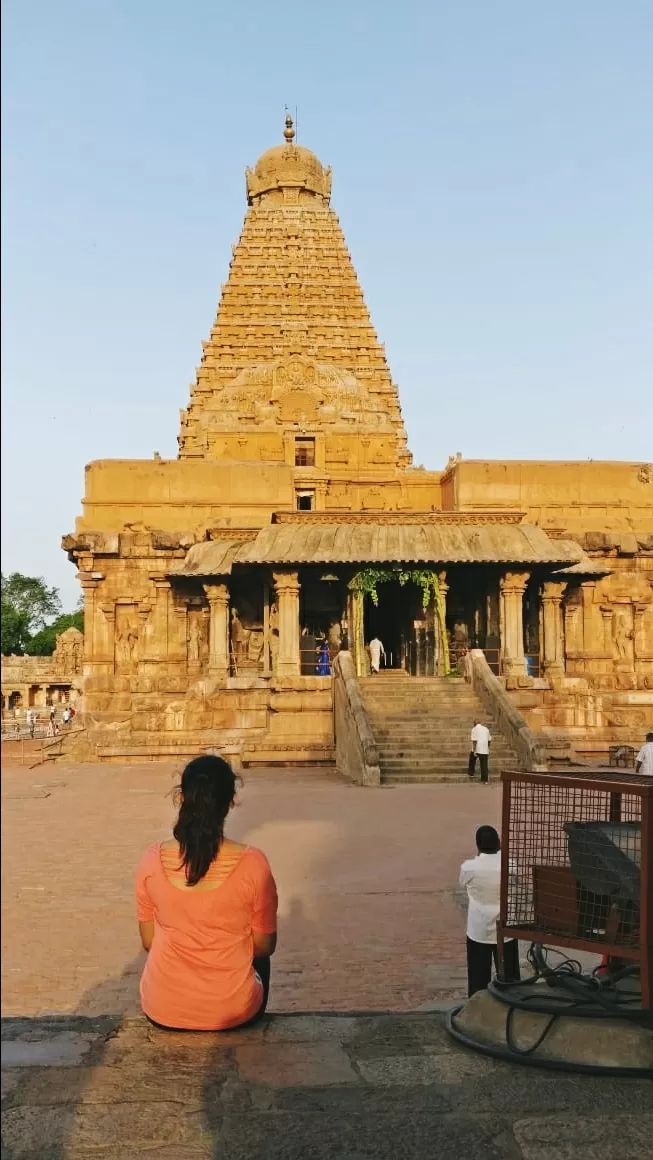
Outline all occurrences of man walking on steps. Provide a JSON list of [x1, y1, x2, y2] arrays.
[[368, 637, 385, 674], [469, 719, 491, 783]]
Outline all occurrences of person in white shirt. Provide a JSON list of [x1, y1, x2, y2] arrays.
[[368, 637, 385, 674], [636, 733, 653, 776], [459, 825, 520, 997], [468, 719, 491, 783]]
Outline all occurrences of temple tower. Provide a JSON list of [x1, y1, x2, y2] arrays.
[[178, 116, 412, 490]]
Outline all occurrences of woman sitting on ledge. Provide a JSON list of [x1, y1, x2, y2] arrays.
[[135, 754, 278, 1031]]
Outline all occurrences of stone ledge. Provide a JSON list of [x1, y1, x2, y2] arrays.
[[3, 1012, 652, 1159]]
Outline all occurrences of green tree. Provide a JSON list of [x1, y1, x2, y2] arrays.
[[26, 610, 84, 656], [1, 573, 62, 655]]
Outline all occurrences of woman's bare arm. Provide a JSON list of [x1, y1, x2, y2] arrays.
[[253, 930, 277, 957], [139, 920, 154, 951]]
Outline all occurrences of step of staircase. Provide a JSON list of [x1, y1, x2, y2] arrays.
[[358, 675, 521, 784]]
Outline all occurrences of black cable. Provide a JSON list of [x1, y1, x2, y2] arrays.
[[504, 1005, 559, 1056], [491, 942, 649, 1023], [445, 1005, 653, 1077]]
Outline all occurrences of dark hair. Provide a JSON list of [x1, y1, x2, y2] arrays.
[[475, 825, 500, 854], [173, 755, 237, 885], [646, 732, 653, 743]]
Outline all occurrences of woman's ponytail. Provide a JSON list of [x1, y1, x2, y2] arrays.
[[173, 755, 237, 885]]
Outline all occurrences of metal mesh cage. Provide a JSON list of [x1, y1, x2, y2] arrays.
[[499, 769, 653, 1008]]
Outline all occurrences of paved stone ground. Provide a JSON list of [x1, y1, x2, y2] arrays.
[[3, 761, 648, 1157], [2, 762, 508, 1016], [2, 1012, 651, 1159]]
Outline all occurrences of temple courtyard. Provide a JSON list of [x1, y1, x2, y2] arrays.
[[3, 763, 495, 1018], [2, 762, 651, 1159]]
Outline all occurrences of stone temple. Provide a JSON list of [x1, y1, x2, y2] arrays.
[[62, 116, 653, 772]]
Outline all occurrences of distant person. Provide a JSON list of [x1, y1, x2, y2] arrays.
[[62, 707, 71, 727], [46, 708, 58, 738], [636, 732, 653, 776], [468, 719, 491, 783], [135, 755, 278, 1031], [316, 637, 331, 676], [459, 824, 520, 997], [27, 709, 36, 738], [369, 637, 385, 674]]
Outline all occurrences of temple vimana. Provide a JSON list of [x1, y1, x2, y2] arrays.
[[60, 116, 652, 774]]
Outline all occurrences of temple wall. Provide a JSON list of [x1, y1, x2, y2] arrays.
[[77, 458, 443, 533], [441, 459, 653, 533]]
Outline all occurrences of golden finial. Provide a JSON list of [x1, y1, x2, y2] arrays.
[[283, 111, 295, 143]]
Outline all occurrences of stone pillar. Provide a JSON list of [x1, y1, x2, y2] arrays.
[[77, 573, 100, 666], [633, 603, 650, 660], [203, 583, 230, 681], [600, 605, 614, 657], [437, 570, 449, 676], [580, 581, 598, 655], [563, 592, 582, 659], [273, 571, 301, 678], [262, 581, 271, 677], [541, 581, 567, 677], [149, 579, 171, 664], [500, 572, 530, 682]]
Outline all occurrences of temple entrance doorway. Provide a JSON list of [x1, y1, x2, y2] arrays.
[[363, 581, 439, 675]]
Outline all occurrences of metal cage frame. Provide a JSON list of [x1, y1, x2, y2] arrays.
[[498, 768, 653, 1009]]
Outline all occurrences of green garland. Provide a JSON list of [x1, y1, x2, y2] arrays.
[[348, 568, 450, 674]]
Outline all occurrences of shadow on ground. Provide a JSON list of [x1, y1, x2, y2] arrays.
[[2, 981, 653, 1159]]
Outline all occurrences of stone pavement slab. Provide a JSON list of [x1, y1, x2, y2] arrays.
[[2, 1013, 652, 1160]]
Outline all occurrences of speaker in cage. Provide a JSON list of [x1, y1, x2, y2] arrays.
[[564, 822, 641, 940]]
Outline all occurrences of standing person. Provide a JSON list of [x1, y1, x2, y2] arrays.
[[368, 636, 385, 674], [316, 637, 331, 676], [135, 754, 278, 1031], [47, 708, 57, 738], [468, 718, 491, 782], [460, 825, 520, 997], [635, 732, 653, 776]]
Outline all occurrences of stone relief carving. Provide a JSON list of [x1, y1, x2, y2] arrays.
[[115, 608, 139, 673], [52, 628, 84, 677], [612, 609, 634, 665], [187, 612, 204, 664], [187, 356, 397, 436]]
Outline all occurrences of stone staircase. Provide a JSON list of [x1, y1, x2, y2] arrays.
[[359, 673, 521, 783]]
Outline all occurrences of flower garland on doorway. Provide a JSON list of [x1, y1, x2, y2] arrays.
[[348, 569, 450, 675]]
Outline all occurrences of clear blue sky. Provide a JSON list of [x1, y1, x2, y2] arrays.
[[2, 0, 652, 609]]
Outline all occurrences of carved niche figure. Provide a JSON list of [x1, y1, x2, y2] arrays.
[[187, 614, 204, 664], [115, 630, 138, 672], [115, 610, 139, 673], [613, 610, 634, 664]]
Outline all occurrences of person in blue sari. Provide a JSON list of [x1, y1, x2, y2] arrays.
[[316, 638, 331, 676]]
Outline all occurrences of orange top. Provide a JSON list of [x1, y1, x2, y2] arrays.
[[135, 842, 278, 1030]]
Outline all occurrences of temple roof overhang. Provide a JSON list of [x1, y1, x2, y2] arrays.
[[170, 521, 584, 578]]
